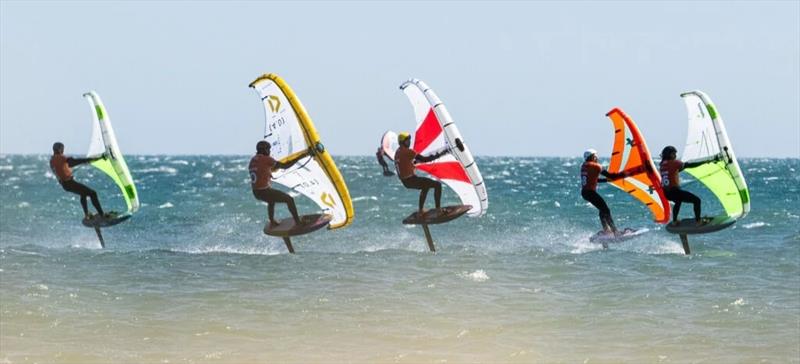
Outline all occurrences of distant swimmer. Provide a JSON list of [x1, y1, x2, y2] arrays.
[[376, 147, 393, 176], [394, 132, 449, 215], [659, 145, 716, 226], [249, 140, 313, 227], [50, 142, 106, 219], [580, 149, 627, 235]]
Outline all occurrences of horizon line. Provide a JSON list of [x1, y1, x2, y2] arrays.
[[0, 153, 797, 160]]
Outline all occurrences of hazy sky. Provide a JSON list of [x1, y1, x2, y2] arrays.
[[1, 1, 798, 157]]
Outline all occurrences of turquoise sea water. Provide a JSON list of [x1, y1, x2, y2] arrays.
[[1, 155, 798, 363]]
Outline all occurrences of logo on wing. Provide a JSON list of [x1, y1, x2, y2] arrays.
[[266, 95, 281, 113], [320, 192, 336, 208]]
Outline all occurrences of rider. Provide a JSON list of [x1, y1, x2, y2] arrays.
[[50, 142, 106, 220], [659, 145, 713, 225], [394, 132, 449, 215], [580, 149, 626, 235], [249, 140, 312, 227], [376, 147, 393, 176]]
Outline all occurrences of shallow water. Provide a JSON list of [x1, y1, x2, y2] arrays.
[[1, 155, 798, 363]]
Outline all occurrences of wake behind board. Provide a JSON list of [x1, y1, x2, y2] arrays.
[[665, 216, 735, 235], [264, 214, 332, 237], [402, 205, 471, 225], [589, 228, 646, 244], [81, 212, 131, 228]]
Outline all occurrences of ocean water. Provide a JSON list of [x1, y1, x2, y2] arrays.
[[1, 155, 798, 363]]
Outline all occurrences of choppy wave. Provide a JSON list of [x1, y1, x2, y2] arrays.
[[0, 156, 798, 363]]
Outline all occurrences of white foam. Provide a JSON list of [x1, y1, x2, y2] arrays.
[[569, 237, 604, 254], [742, 222, 768, 229], [460, 270, 490, 282], [136, 166, 178, 174], [352, 196, 378, 202], [17, 202, 30, 208], [730, 298, 747, 306], [0, 165, 13, 170], [177, 244, 282, 256], [159, 202, 174, 209], [202, 172, 213, 178]]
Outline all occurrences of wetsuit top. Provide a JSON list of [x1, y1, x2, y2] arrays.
[[659, 159, 683, 190], [376, 148, 388, 167], [580, 161, 604, 191], [394, 146, 417, 179], [50, 154, 74, 182], [249, 154, 277, 190]]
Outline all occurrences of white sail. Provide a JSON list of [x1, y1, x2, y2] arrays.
[[381, 130, 399, 161], [399, 79, 488, 217], [249, 74, 354, 229]]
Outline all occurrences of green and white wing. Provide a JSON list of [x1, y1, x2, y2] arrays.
[[680, 90, 749, 220], [84, 91, 139, 215]]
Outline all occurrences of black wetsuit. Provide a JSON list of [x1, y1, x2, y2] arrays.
[[402, 175, 442, 211], [252, 188, 299, 224], [59, 158, 104, 216], [580, 162, 625, 233], [400, 152, 445, 211], [661, 159, 707, 222], [665, 188, 701, 222], [581, 189, 613, 230]]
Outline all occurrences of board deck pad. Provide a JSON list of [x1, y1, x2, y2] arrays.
[[81, 212, 130, 228], [665, 216, 736, 235], [402, 205, 471, 225], [589, 228, 646, 244], [264, 213, 332, 237]]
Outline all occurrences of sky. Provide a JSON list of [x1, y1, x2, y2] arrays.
[[1, 1, 798, 157]]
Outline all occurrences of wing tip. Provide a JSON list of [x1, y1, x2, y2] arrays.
[[605, 107, 623, 117], [249, 73, 280, 88], [680, 90, 705, 98]]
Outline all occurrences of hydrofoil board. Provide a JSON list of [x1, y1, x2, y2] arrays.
[[402, 205, 471, 225], [81, 212, 130, 228], [264, 213, 332, 237], [665, 216, 735, 235], [590, 227, 646, 244]]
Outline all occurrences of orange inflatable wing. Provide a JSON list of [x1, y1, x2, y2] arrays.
[[605, 108, 670, 224]]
